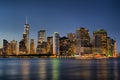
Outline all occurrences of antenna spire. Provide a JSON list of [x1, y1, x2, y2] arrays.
[[26, 16, 28, 24]]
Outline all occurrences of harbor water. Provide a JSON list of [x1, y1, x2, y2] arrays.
[[0, 58, 120, 80]]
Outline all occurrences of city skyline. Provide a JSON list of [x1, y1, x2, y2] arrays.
[[0, 0, 120, 52]]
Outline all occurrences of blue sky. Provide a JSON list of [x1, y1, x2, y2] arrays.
[[0, 0, 120, 52]]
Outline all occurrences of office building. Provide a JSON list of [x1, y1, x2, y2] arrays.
[[53, 32, 60, 55], [67, 33, 77, 55], [76, 27, 91, 55], [47, 36, 53, 54], [92, 29, 107, 54], [3, 39, 8, 55], [19, 39, 27, 54], [36, 29, 47, 54], [30, 39, 35, 54], [107, 37, 116, 57], [23, 17, 30, 53], [10, 40, 18, 55], [38, 29, 46, 43], [67, 33, 76, 41]]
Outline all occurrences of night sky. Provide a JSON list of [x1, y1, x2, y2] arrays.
[[0, 0, 120, 52]]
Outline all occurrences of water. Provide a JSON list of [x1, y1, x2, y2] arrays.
[[0, 58, 120, 80]]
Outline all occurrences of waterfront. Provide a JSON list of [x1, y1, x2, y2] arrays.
[[0, 58, 120, 80]]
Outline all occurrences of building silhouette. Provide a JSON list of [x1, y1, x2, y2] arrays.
[[3, 39, 8, 55]]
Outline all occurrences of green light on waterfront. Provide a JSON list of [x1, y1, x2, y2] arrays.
[[107, 53, 111, 57]]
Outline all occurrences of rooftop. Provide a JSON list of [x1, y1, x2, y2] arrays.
[[93, 29, 107, 34]]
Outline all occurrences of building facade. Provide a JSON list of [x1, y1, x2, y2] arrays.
[[30, 39, 35, 54], [76, 27, 91, 55], [38, 30, 46, 43], [9, 40, 18, 55], [36, 29, 47, 54], [92, 29, 107, 54], [67, 33, 77, 55], [19, 39, 27, 54], [3, 39, 8, 55], [23, 17, 30, 53], [47, 36, 53, 54], [53, 32, 60, 56]]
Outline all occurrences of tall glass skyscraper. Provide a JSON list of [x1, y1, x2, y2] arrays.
[[53, 32, 60, 56], [23, 17, 30, 53], [19, 17, 30, 54]]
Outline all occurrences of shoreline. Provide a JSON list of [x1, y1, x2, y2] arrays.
[[0, 55, 119, 59]]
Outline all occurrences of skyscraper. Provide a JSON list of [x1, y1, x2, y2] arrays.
[[67, 33, 76, 41], [53, 32, 60, 56], [30, 39, 35, 54], [36, 29, 47, 54], [92, 29, 107, 54], [76, 27, 91, 55], [76, 27, 90, 47], [107, 37, 116, 57], [67, 33, 77, 55], [38, 30, 46, 43], [3, 39, 8, 55], [22, 17, 30, 53], [47, 36, 53, 54], [10, 40, 18, 55], [19, 39, 27, 54]]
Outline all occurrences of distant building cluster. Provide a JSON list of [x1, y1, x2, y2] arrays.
[[0, 18, 117, 57]]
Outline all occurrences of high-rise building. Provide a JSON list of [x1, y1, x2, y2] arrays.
[[38, 30, 46, 43], [3, 39, 8, 55], [53, 32, 60, 56], [92, 29, 107, 54], [47, 36, 53, 54], [30, 39, 35, 54], [107, 37, 116, 57], [19, 39, 27, 54], [67, 33, 77, 55], [67, 33, 76, 41], [60, 36, 69, 55], [36, 42, 47, 54], [23, 17, 30, 53], [76, 27, 91, 55], [76, 27, 90, 46], [6, 43, 11, 55], [36, 29, 47, 54], [10, 40, 18, 55]]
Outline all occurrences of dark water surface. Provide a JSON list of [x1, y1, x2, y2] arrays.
[[0, 58, 120, 80]]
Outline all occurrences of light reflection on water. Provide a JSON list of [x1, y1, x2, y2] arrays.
[[21, 60, 30, 80], [38, 59, 47, 80], [0, 58, 120, 80], [52, 59, 60, 80], [114, 60, 118, 80]]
